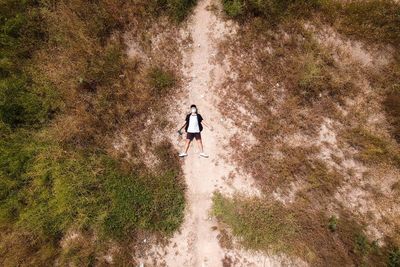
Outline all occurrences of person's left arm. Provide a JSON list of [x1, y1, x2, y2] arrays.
[[200, 116, 213, 131]]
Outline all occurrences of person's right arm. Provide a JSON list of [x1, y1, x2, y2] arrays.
[[179, 122, 187, 130]]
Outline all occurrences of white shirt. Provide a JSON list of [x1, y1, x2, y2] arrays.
[[187, 114, 200, 133]]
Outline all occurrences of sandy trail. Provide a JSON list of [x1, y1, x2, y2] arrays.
[[137, 0, 299, 265], [161, 0, 262, 266]]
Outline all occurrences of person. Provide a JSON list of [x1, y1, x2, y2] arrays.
[[178, 104, 213, 158]]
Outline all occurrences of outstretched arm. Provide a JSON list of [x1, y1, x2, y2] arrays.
[[202, 120, 213, 131], [178, 122, 187, 131]]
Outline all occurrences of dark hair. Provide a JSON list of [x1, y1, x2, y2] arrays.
[[190, 104, 197, 109]]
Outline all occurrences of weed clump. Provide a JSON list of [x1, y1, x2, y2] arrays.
[[344, 128, 400, 166], [328, 215, 337, 232], [297, 54, 355, 104], [388, 247, 400, 267], [148, 66, 176, 95], [222, 0, 327, 22]]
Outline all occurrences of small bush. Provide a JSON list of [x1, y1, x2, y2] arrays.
[[328, 215, 337, 232], [80, 42, 124, 92], [355, 233, 371, 256], [150, 0, 197, 21], [296, 52, 355, 105], [0, 77, 58, 128]]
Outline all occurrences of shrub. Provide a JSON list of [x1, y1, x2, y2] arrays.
[[355, 233, 371, 256], [328, 215, 337, 232], [0, 77, 58, 128], [149, 0, 197, 21], [296, 51, 355, 105]]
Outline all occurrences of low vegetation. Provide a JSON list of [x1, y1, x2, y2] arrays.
[[384, 84, 400, 144], [0, 0, 194, 265], [213, 193, 395, 265], [343, 127, 400, 166], [215, 0, 400, 265]]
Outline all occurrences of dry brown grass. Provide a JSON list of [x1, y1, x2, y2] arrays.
[[214, 12, 400, 265], [33, 1, 186, 168]]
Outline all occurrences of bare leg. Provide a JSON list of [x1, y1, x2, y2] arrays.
[[184, 139, 191, 153], [196, 138, 204, 153]]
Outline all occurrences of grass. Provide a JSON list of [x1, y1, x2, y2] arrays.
[[328, 215, 337, 232], [222, 0, 400, 49], [0, 0, 191, 265], [150, 0, 197, 22], [148, 66, 176, 95], [384, 83, 400, 144], [212, 193, 298, 254], [222, 0, 326, 22], [297, 53, 356, 105], [343, 127, 400, 166], [212, 193, 396, 265], [217, 0, 400, 265], [333, 0, 400, 48], [388, 247, 400, 267], [0, 131, 185, 265]]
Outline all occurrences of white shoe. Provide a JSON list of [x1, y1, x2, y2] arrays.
[[179, 152, 188, 157], [200, 152, 209, 158]]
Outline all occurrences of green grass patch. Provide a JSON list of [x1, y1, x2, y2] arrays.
[[297, 53, 355, 105], [344, 127, 400, 166], [388, 247, 400, 267], [150, 0, 197, 22], [0, 131, 185, 265], [222, 0, 330, 23], [212, 193, 396, 265], [212, 193, 298, 254], [148, 66, 176, 95], [167, 0, 197, 22]]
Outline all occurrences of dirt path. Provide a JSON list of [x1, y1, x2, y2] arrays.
[[136, 0, 302, 265], [161, 0, 276, 265], [163, 0, 259, 265]]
